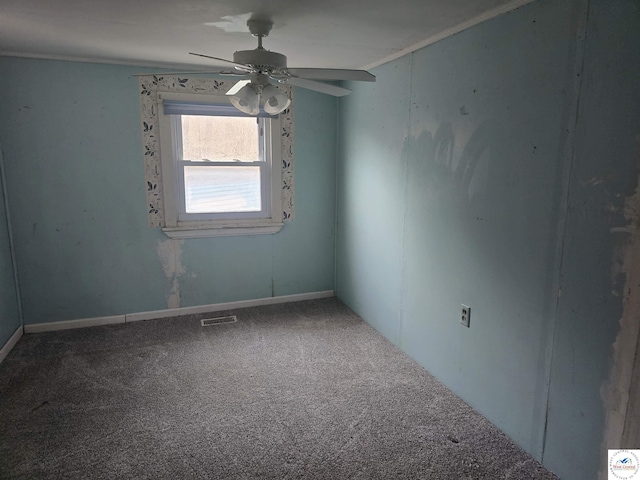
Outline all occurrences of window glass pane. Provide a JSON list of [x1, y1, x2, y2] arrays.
[[184, 166, 261, 213], [181, 115, 259, 162]]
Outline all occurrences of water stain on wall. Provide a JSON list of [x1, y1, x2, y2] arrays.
[[156, 238, 185, 309]]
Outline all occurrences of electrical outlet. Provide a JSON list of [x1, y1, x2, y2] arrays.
[[461, 305, 470, 327]]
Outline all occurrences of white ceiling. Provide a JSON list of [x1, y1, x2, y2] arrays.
[[0, 0, 531, 71]]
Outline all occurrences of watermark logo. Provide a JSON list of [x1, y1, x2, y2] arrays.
[[609, 450, 640, 479]]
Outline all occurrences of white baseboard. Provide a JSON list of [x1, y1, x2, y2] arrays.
[[126, 290, 335, 322], [24, 314, 126, 334], [22, 290, 335, 333], [0, 326, 23, 364]]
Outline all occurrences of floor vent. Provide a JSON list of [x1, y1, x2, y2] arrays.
[[201, 315, 237, 326]]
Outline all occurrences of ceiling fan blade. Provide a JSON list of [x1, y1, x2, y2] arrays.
[[189, 52, 253, 72], [283, 77, 352, 97], [132, 70, 241, 77], [287, 68, 375, 82], [225, 79, 251, 96], [188, 52, 239, 65]]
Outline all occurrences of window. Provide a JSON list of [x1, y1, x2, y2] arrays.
[[157, 92, 283, 238]]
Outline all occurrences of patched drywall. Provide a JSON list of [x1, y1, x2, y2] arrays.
[[156, 238, 185, 309], [600, 134, 640, 475], [543, 1, 640, 478]]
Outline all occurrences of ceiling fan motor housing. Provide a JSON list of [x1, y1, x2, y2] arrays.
[[234, 49, 287, 71]]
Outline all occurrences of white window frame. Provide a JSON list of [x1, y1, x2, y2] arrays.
[[157, 92, 283, 238]]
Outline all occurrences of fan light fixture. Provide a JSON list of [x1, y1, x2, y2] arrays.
[[229, 84, 260, 115], [262, 85, 291, 115], [229, 83, 290, 116]]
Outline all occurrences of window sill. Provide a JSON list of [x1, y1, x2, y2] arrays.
[[162, 221, 284, 239]]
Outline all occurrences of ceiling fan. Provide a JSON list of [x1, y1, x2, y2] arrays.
[[142, 18, 376, 115]]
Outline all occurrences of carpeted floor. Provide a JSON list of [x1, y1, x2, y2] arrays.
[[0, 298, 558, 479]]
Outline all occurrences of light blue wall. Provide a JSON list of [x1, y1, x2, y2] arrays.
[[0, 57, 336, 325], [0, 147, 21, 348], [336, 56, 411, 345], [336, 0, 640, 479]]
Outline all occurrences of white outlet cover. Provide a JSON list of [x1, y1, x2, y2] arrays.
[[461, 305, 470, 327]]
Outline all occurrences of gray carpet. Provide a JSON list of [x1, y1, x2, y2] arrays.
[[0, 298, 558, 479]]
